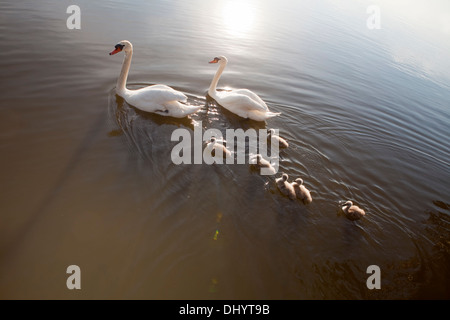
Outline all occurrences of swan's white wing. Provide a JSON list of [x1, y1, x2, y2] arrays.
[[150, 84, 188, 101], [131, 85, 187, 103], [232, 89, 268, 109], [125, 85, 201, 117], [125, 85, 187, 112], [217, 91, 267, 112]]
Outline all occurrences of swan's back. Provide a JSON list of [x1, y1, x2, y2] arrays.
[[214, 91, 280, 120], [124, 84, 191, 114], [216, 90, 265, 109], [232, 89, 268, 108], [126, 85, 187, 104]]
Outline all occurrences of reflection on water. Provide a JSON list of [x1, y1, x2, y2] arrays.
[[222, 1, 256, 37], [0, 0, 449, 299]]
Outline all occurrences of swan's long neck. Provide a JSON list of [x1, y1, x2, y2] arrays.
[[117, 49, 133, 95], [208, 62, 226, 97]]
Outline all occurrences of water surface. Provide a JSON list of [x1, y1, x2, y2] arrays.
[[0, 0, 449, 299]]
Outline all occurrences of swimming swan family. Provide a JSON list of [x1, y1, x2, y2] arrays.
[[109, 40, 366, 220]]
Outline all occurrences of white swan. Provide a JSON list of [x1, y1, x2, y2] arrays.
[[275, 173, 296, 200], [208, 56, 280, 121], [268, 129, 289, 148], [292, 178, 312, 204], [340, 201, 366, 221], [109, 40, 201, 118]]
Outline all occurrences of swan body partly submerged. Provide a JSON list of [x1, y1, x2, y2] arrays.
[[205, 137, 232, 159], [276, 173, 296, 200], [341, 200, 366, 221], [292, 178, 312, 204], [110, 40, 201, 118], [268, 129, 289, 148], [254, 154, 277, 175], [208, 56, 280, 121]]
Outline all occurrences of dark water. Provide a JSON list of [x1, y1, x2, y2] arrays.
[[0, 0, 449, 299]]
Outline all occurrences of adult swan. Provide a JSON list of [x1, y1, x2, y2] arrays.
[[208, 56, 280, 121], [109, 40, 201, 118]]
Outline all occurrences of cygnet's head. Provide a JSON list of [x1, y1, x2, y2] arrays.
[[267, 128, 275, 136], [343, 200, 353, 207], [295, 178, 304, 185], [210, 137, 216, 143], [109, 40, 133, 55], [282, 173, 288, 181]]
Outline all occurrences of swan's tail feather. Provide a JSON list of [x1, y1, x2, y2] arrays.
[[265, 112, 281, 118], [181, 103, 202, 115], [248, 110, 281, 121], [188, 105, 202, 113], [164, 101, 202, 117]]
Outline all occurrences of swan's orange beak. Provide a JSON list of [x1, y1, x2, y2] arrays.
[[109, 48, 121, 55], [109, 44, 124, 55], [209, 57, 220, 64]]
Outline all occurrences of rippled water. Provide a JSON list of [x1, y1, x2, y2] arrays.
[[0, 0, 449, 299]]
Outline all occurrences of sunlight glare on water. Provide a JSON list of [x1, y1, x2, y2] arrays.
[[222, 1, 256, 37]]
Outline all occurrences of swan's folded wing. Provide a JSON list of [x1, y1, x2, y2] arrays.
[[232, 89, 267, 109], [219, 92, 267, 112], [150, 85, 188, 102], [127, 85, 187, 107]]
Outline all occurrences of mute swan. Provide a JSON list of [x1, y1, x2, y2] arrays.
[[109, 40, 201, 118], [275, 173, 296, 200], [208, 56, 280, 121], [254, 154, 276, 175], [268, 129, 289, 148], [292, 178, 312, 204], [340, 201, 366, 221], [205, 137, 232, 159]]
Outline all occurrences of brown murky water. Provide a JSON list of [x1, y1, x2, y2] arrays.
[[0, 0, 449, 299]]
